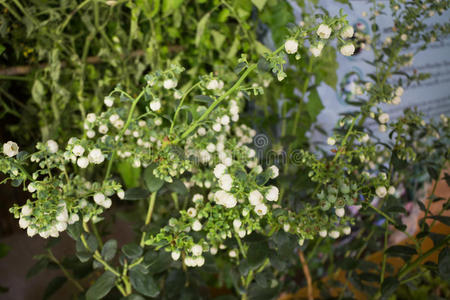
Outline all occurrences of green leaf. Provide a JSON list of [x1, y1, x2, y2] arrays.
[[381, 277, 399, 297], [43, 276, 67, 300], [67, 222, 82, 240], [247, 241, 269, 270], [122, 243, 143, 259], [385, 245, 417, 257], [27, 257, 48, 278], [427, 215, 450, 226], [211, 30, 226, 49], [438, 247, 450, 278], [167, 179, 188, 195], [86, 271, 116, 300], [0, 44, 5, 55], [254, 41, 271, 56], [144, 165, 164, 192], [162, 0, 183, 16], [101, 240, 117, 261], [129, 268, 160, 298], [123, 188, 150, 200], [306, 88, 324, 123], [251, 0, 268, 10], [117, 161, 141, 188], [195, 13, 210, 47]]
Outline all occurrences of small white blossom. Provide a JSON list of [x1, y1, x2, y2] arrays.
[[283, 223, 290, 232], [229, 249, 238, 258], [197, 127, 206, 136], [192, 219, 202, 231], [317, 24, 332, 39], [254, 203, 268, 216], [214, 164, 226, 179], [117, 190, 125, 199], [19, 217, 30, 229], [335, 207, 345, 218], [378, 113, 389, 124], [210, 247, 218, 255], [248, 190, 263, 206], [219, 174, 233, 191], [21, 204, 33, 217], [212, 123, 222, 132], [72, 145, 85, 156], [77, 157, 89, 168], [68, 214, 79, 224], [163, 79, 177, 89], [187, 207, 197, 218], [233, 219, 242, 230], [86, 113, 96, 123], [310, 43, 324, 57], [340, 25, 354, 39], [88, 149, 105, 164], [379, 124, 387, 132], [104, 96, 114, 107], [388, 186, 396, 195], [27, 227, 38, 237], [150, 100, 161, 111], [319, 229, 327, 237], [191, 244, 202, 256], [94, 193, 106, 205], [265, 186, 279, 202], [343, 226, 351, 235], [47, 140, 59, 153], [206, 79, 220, 90], [98, 124, 108, 134], [3, 141, 19, 157], [340, 43, 355, 56], [327, 137, 336, 146], [392, 96, 401, 105], [87, 130, 96, 138], [329, 230, 340, 239], [171, 250, 181, 261], [376, 186, 387, 198], [269, 165, 279, 179], [27, 183, 36, 193], [284, 39, 299, 54]]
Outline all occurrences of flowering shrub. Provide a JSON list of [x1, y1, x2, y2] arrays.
[[0, 0, 449, 299]]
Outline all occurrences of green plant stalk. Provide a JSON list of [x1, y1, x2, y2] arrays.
[[398, 235, 450, 280], [80, 234, 121, 277], [47, 249, 85, 292], [174, 64, 257, 143], [235, 234, 247, 259], [140, 191, 157, 247], [91, 221, 104, 250], [104, 90, 145, 180], [169, 82, 201, 135]]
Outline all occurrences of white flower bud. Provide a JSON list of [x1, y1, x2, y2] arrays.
[[317, 24, 332, 39], [46, 140, 59, 153], [376, 186, 387, 198], [327, 137, 336, 146], [171, 250, 181, 261], [319, 229, 327, 237], [329, 230, 340, 239], [191, 244, 202, 256], [340, 43, 355, 56], [284, 39, 299, 54], [192, 219, 202, 231], [340, 25, 354, 39], [335, 207, 345, 218]]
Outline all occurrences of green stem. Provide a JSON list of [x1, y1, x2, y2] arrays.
[[91, 221, 104, 249], [140, 191, 157, 247], [47, 249, 85, 292], [398, 235, 450, 280], [169, 82, 201, 136], [104, 90, 145, 180], [174, 64, 257, 143], [235, 234, 247, 259], [379, 221, 388, 284]]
